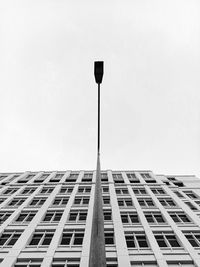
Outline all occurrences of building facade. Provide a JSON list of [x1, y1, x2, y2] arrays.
[[0, 170, 200, 267]]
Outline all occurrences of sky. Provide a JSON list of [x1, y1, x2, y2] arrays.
[[0, 0, 200, 176]]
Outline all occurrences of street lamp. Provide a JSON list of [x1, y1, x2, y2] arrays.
[[94, 61, 104, 154], [88, 61, 106, 267]]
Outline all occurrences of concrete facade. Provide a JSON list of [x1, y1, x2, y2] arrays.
[[0, 170, 200, 266]]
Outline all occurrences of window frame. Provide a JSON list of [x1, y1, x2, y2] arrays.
[[60, 229, 85, 247], [28, 230, 55, 248], [121, 212, 140, 224], [125, 232, 149, 250], [42, 210, 64, 223], [144, 212, 166, 224], [154, 232, 182, 249], [0, 230, 23, 248]]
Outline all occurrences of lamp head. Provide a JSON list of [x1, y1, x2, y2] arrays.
[[94, 61, 104, 84]]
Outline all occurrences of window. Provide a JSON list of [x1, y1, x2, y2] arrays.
[[184, 201, 198, 211], [29, 197, 47, 207], [141, 173, 151, 179], [159, 199, 177, 207], [34, 174, 49, 183], [131, 262, 158, 267], [14, 211, 36, 224], [138, 199, 155, 208], [14, 258, 43, 267], [103, 196, 110, 205], [0, 175, 8, 181], [151, 188, 165, 195], [173, 191, 184, 198], [195, 200, 200, 207], [78, 186, 91, 194], [65, 173, 79, 183], [105, 231, 115, 245], [43, 210, 63, 223], [0, 230, 23, 247], [104, 211, 112, 221], [82, 173, 93, 182], [106, 258, 118, 267], [60, 186, 73, 194], [51, 258, 80, 267], [145, 180, 157, 183], [167, 261, 194, 267], [22, 187, 37, 195], [173, 181, 184, 187], [28, 230, 54, 247], [154, 232, 181, 248], [17, 174, 35, 183], [74, 197, 89, 205], [126, 173, 140, 183], [184, 191, 198, 199], [115, 188, 129, 195], [0, 198, 6, 204], [8, 198, 26, 207], [168, 177, 176, 181], [101, 173, 108, 182], [40, 187, 54, 194], [53, 197, 69, 206], [113, 173, 124, 183], [68, 210, 87, 222], [7, 174, 21, 183], [0, 211, 13, 224], [49, 173, 64, 183], [118, 198, 133, 207], [184, 232, 200, 247], [169, 212, 191, 224], [144, 212, 165, 224], [102, 186, 109, 193], [125, 232, 149, 249], [121, 212, 140, 224], [133, 188, 147, 195], [3, 187, 19, 195], [60, 230, 84, 246]]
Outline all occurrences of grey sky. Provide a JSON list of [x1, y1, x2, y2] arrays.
[[0, 0, 200, 176]]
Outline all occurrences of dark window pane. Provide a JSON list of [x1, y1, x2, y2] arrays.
[[136, 236, 148, 247], [170, 214, 179, 222], [7, 234, 20, 246], [121, 215, 129, 223], [0, 234, 11, 245], [179, 214, 190, 222], [155, 215, 165, 223], [130, 215, 139, 223], [145, 215, 154, 223], [167, 235, 180, 247], [29, 234, 42, 246], [73, 233, 84, 245], [155, 236, 167, 247], [61, 233, 72, 245], [125, 236, 135, 248], [105, 233, 114, 245], [42, 234, 53, 245]]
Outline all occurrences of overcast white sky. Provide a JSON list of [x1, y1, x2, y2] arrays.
[[0, 0, 200, 176]]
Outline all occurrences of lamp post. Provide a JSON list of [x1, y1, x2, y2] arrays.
[[88, 61, 106, 267]]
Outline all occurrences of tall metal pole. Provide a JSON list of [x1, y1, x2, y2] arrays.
[[89, 62, 106, 267]]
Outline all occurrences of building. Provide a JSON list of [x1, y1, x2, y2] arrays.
[[0, 170, 200, 267]]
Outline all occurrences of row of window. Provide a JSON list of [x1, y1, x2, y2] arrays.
[[0, 258, 192, 267], [1, 185, 172, 196], [0, 194, 197, 213], [3, 258, 193, 267], [0, 209, 193, 226], [0, 172, 157, 184], [1, 229, 200, 251]]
